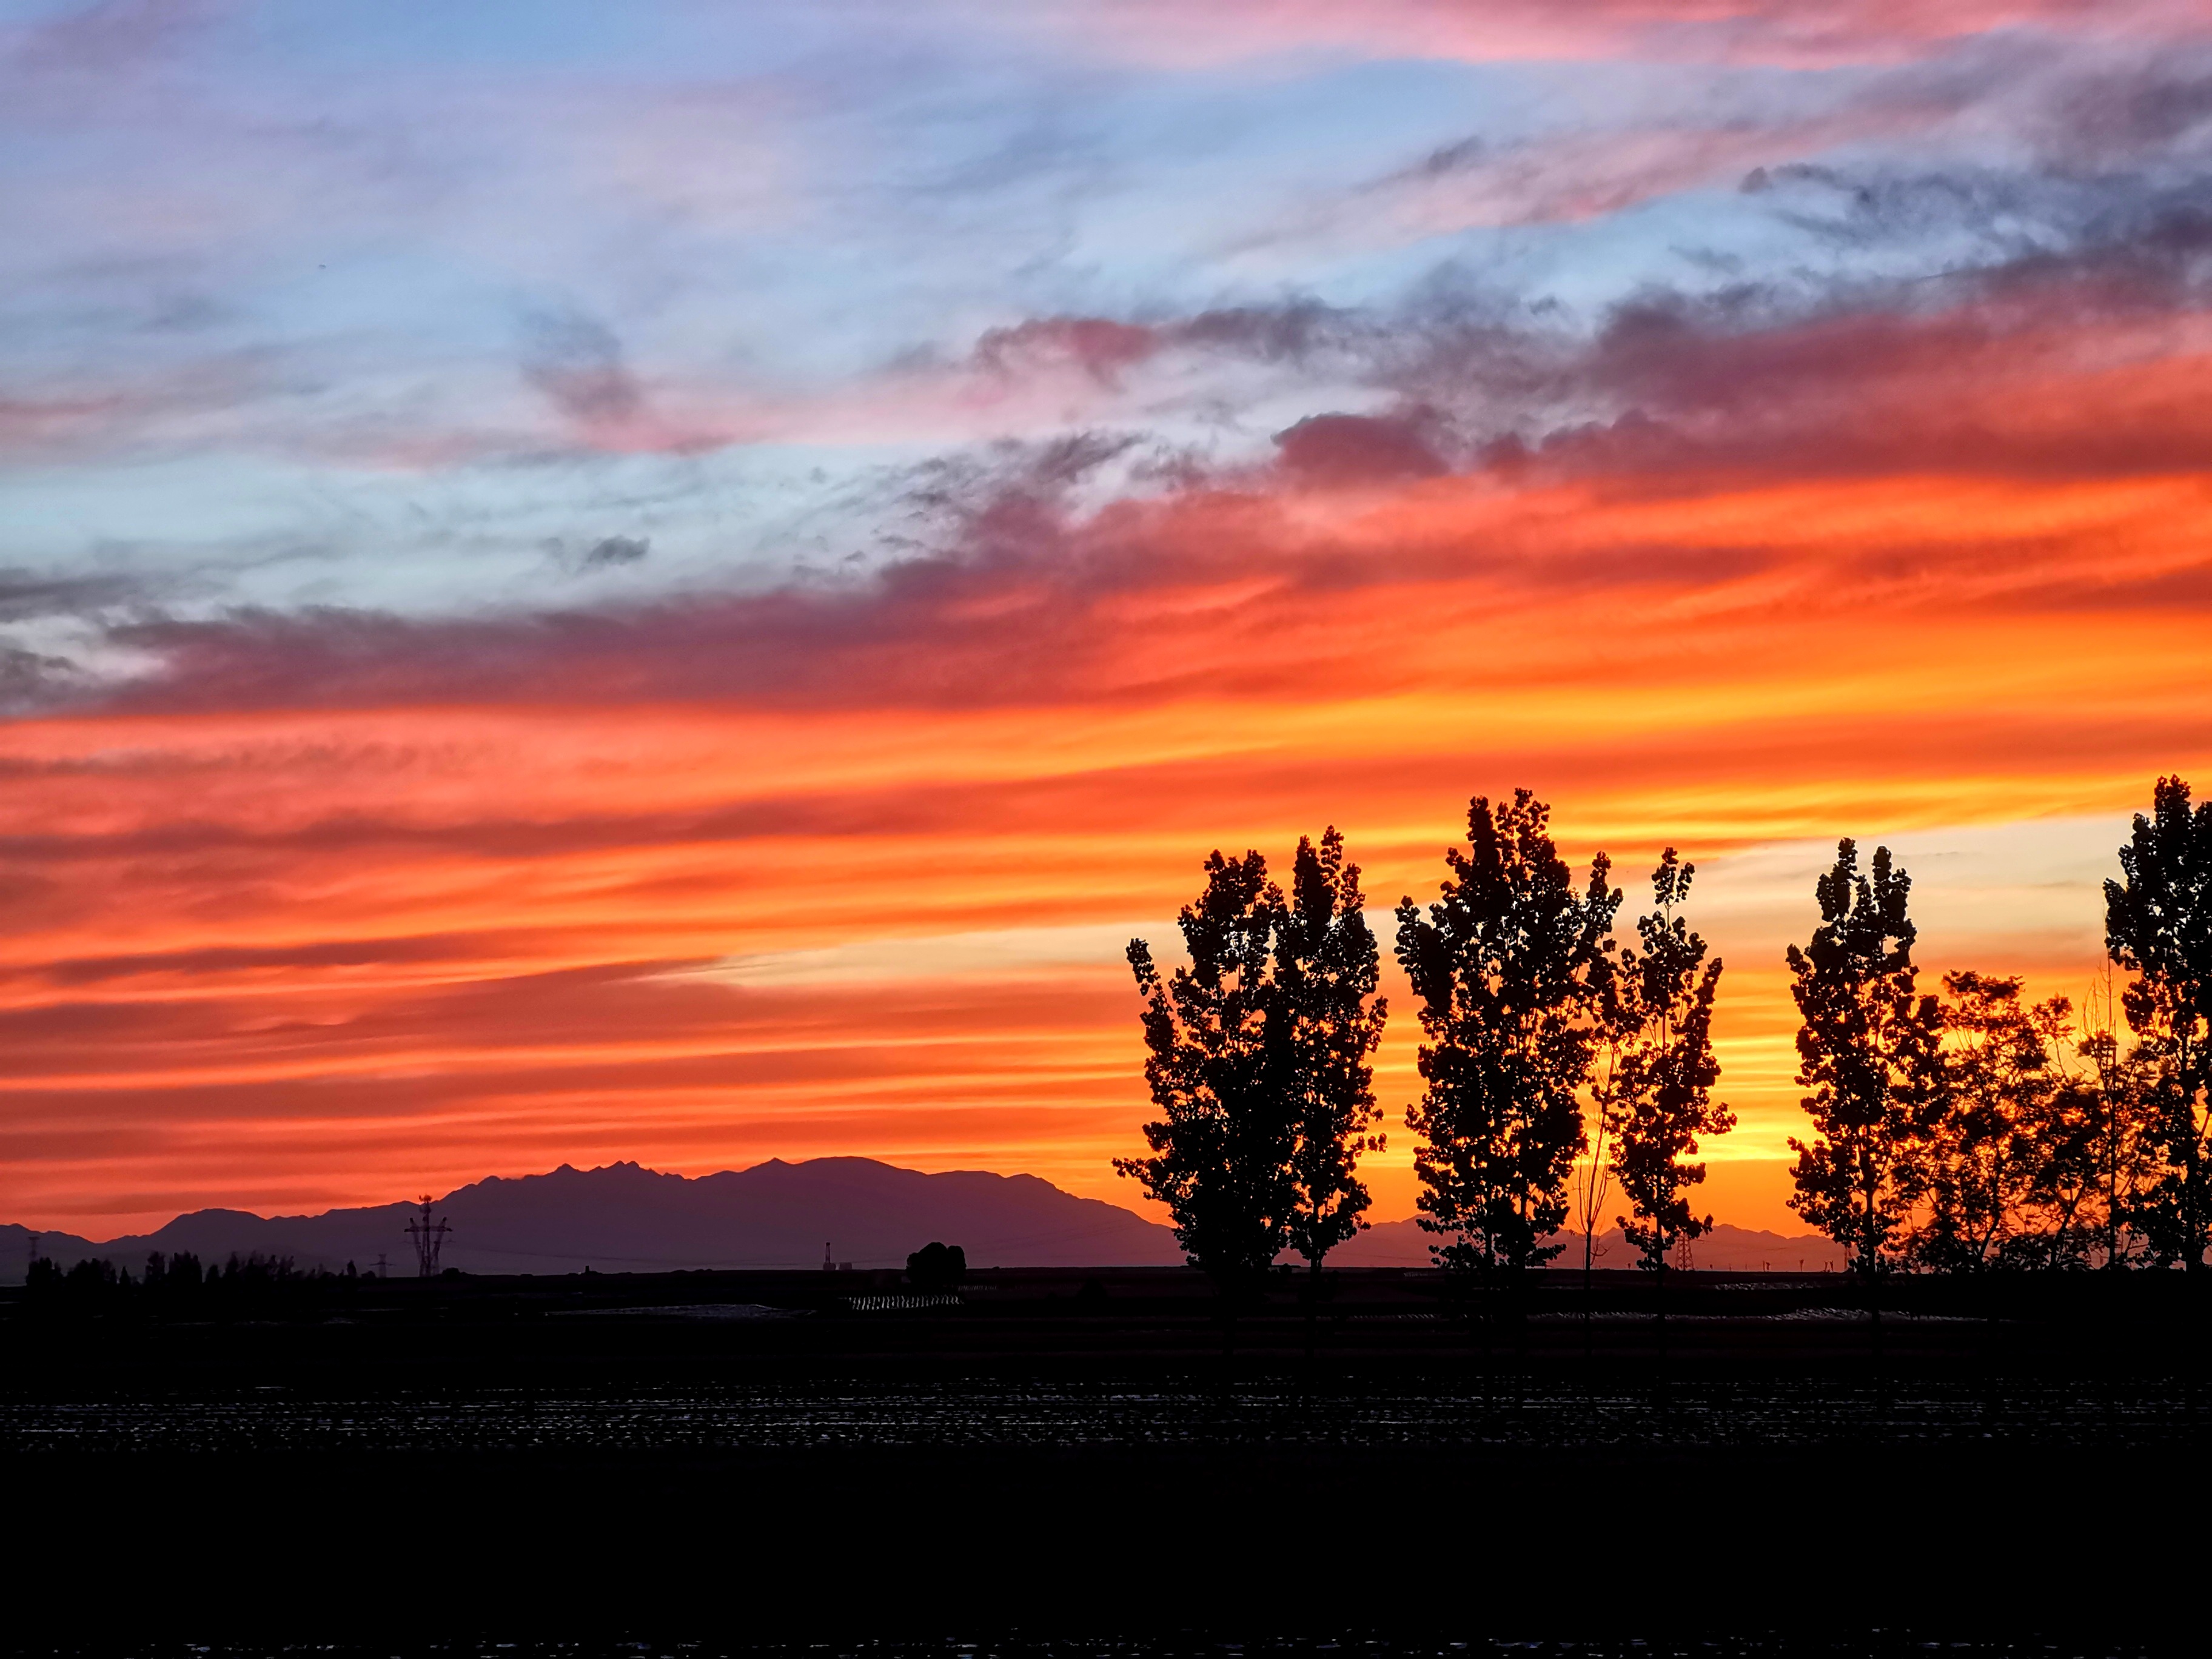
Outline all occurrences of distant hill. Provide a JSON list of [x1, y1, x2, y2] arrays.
[[1331, 1217, 1848, 1272], [3, 1158, 1848, 1282], [2, 1158, 1188, 1279]]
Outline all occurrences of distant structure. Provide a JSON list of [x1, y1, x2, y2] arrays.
[[822, 1241, 852, 1272], [404, 1196, 452, 1277], [373, 1253, 389, 1279]]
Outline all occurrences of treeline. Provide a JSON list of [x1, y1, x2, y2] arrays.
[[23, 1251, 383, 1317], [1121, 777, 2212, 1284]]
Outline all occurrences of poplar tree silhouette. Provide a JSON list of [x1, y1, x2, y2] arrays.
[[2104, 776, 2212, 1271], [1121, 831, 1389, 1298], [1121, 849, 1294, 1298], [1396, 790, 1620, 1285], [1786, 840, 1944, 1284], [1278, 828, 1389, 1278], [1606, 850, 1733, 1285]]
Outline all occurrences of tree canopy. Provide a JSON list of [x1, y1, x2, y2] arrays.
[[1785, 840, 1944, 1278], [1119, 830, 1389, 1292], [1606, 849, 1732, 1275], [2104, 775, 2212, 1269], [1395, 789, 1620, 1281], [1278, 828, 1389, 1274]]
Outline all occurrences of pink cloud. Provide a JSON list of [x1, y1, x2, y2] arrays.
[[1011, 0, 2208, 71]]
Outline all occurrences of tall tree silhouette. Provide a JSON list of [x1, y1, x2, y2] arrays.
[[1276, 828, 1389, 1276], [1786, 840, 1943, 1281], [1606, 850, 1733, 1279], [2104, 776, 2212, 1271], [1396, 791, 1620, 1282], [1121, 849, 1296, 1295]]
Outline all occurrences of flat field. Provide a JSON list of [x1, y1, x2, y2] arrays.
[[5, 1267, 2206, 1647]]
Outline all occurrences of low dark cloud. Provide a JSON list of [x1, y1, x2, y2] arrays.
[[892, 429, 1148, 561], [1273, 412, 1448, 484], [0, 569, 155, 712], [0, 646, 89, 712], [580, 535, 650, 571], [1409, 136, 1487, 180], [971, 317, 1159, 384], [2046, 64, 2212, 166], [1750, 163, 2048, 253], [964, 301, 1369, 384], [520, 308, 645, 427], [0, 569, 144, 623], [1170, 300, 1369, 365]]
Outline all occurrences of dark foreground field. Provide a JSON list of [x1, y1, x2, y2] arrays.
[[5, 1265, 2208, 1650]]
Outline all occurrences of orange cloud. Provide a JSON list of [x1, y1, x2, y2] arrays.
[[3, 275, 2209, 1238]]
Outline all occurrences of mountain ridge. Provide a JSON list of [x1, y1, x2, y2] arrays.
[[2, 1156, 1188, 1279], [2, 1156, 1848, 1281]]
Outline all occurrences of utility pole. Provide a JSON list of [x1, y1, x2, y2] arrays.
[[404, 1197, 452, 1278], [372, 1253, 390, 1279]]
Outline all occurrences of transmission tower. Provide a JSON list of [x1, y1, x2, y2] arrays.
[[404, 1196, 452, 1277]]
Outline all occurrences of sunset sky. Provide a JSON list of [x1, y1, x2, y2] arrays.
[[4, 0, 2210, 1239]]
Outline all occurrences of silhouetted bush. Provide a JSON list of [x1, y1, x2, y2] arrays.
[[906, 1241, 967, 1290]]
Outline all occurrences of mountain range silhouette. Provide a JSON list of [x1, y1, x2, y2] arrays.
[[1, 1156, 1845, 1280]]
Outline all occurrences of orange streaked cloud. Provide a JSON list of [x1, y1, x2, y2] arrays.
[[1, 441, 2203, 1232]]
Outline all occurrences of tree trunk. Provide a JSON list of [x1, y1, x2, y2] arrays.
[[1304, 1250, 1322, 1362], [2107, 1106, 2122, 1270], [2188, 1032, 2205, 1273], [1581, 1226, 1595, 1364], [1861, 1181, 1885, 1379]]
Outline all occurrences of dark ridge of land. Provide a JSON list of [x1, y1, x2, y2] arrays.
[[5, 1267, 2208, 1647], [1, 1156, 1192, 1279]]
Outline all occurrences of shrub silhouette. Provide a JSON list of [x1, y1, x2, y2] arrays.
[[905, 1241, 967, 1290]]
